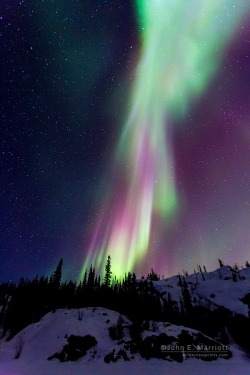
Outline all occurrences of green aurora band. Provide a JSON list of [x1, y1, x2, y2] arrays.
[[81, 0, 250, 279]]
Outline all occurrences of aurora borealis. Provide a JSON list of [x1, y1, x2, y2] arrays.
[[1, 1, 250, 282], [82, 0, 250, 279]]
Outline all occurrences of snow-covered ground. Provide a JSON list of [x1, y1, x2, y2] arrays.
[[154, 266, 250, 316], [0, 266, 250, 374], [0, 305, 249, 375]]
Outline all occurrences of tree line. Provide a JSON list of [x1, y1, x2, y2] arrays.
[[0, 256, 250, 354], [0, 258, 163, 339]]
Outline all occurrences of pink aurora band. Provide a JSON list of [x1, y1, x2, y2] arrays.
[[81, 0, 250, 279]]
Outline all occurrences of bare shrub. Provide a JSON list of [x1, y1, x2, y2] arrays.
[[14, 334, 24, 359], [77, 309, 83, 321]]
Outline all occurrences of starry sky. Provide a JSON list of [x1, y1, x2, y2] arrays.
[[1, 0, 250, 282]]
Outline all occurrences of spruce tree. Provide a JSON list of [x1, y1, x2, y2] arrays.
[[50, 259, 63, 288], [87, 265, 95, 288], [177, 274, 183, 287], [104, 255, 112, 287], [181, 279, 192, 314], [218, 258, 224, 268]]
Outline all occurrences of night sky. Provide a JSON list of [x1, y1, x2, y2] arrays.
[[1, 0, 250, 282]]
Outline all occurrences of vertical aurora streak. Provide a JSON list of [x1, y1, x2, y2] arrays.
[[81, 1, 250, 279]]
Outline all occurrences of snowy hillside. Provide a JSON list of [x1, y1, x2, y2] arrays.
[[153, 265, 250, 316], [0, 265, 250, 374], [0, 306, 249, 375]]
